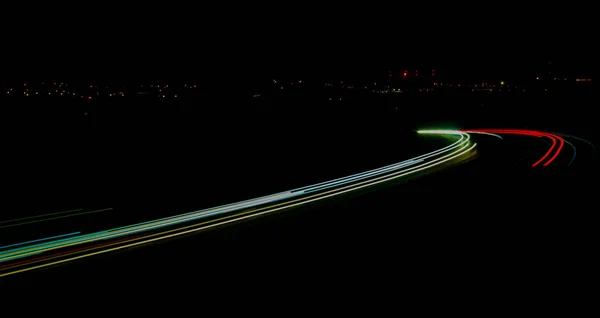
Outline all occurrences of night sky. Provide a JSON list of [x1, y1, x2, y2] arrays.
[[10, 5, 591, 83]]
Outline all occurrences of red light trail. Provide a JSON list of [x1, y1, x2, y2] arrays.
[[462, 129, 565, 167]]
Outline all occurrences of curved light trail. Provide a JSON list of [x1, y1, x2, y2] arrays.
[[463, 131, 503, 140], [462, 129, 565, 167], [555, 133, 595, 149], [562, 139, 577, 166], [0, 130, 477, 278]]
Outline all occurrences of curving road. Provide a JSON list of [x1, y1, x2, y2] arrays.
[[0, 130, 476, 278], [0, 128, 594, 279]]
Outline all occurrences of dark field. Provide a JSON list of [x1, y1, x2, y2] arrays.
[[0, 90, 596, 290]]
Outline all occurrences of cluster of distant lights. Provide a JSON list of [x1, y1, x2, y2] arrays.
[[7, 82, 205, 99], [6, 76, 590, 98]]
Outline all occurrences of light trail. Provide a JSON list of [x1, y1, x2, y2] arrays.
[[0, 138, 473, 263], [0, 209, 83, 225], [0, 131, 471, 263], [0, 232, 81, 250], [0, 130, 476, 277], [555, 133, 595, 149], [0, 208, 113, 229], [562, 139, 577, 166], [462, 129, 565, 167], [0, 141, 479, 274], [461, 131, 503, 140]]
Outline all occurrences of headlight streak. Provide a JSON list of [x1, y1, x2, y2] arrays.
[[0, 137, 477, 277], [293, 159, 423, 194], [460, 131, 503, 140], [0, 131, 470, 262]]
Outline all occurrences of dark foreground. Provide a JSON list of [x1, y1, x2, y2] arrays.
[[1, 93, 596, 300], [2, 133, 596, 294]]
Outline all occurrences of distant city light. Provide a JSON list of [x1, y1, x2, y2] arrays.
[[4, 73, 587, 104]]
